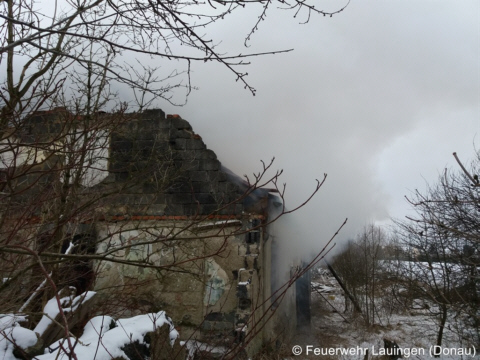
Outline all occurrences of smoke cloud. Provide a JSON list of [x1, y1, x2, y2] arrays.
[[147, 1, 480, 258]]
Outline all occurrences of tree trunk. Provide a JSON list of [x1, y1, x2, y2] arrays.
[[435, 305, 448, 357], [325, 261, 362, 314]]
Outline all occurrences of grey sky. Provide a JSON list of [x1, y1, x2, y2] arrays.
[[158, 0, 479, 255], [5, 0, 477, 259]]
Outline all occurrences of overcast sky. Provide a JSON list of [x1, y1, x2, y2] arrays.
[[157, 0, 480, 255], [12, 0, 477, 258]]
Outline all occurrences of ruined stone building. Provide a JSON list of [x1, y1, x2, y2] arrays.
[[0, 108, 310, 357]]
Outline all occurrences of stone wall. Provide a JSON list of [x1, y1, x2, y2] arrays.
[[93, 217, 271, 356], [107, 109, 245, 216], [94, 109, 292, 356]]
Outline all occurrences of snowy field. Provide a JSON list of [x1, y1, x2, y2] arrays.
[[292, 268, 479, 360]]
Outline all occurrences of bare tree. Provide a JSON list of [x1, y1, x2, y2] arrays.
[[394, 150, 480, 352], [358, 224, 385, 326], [1, 0, 350, 119], [330, 224, 386, 326]]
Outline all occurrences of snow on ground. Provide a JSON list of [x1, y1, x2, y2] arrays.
[[0, 302, 178, 360], [0, 326, 38, 360], [0, 315, 27, 332], [33, 289, 96, 337], [38, 311, 178, 360], [292, 268, 478, 360]]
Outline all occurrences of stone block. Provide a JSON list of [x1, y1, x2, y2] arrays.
[[135, 118, 161, 132], [216, 172, 228, 182], [114, 172, 129, 182], [198, 149, 217, 160], [199, 159, 220, 171], [217, 182, 239, 194], [194, 193, 216, 204], [130, 161, 153, 173], [109, 158, 129, 171], [121, 194, 155, 205], [136, 139, 156, 151], [166, 182, 192, 193], [183, 204, 201, 216], [173, 160, 183, 169], [247, 243, 259, 255], [157, 119, 173, 129], [164, 203, 184, 215], [181, 160, 200, 171], [173, 138, 187, 150], [171, 117, 192, 130], [184, 203, 220, 215], [141, 108, 166, 120], [179, 151, 197, 161], [238, 269, 253, 283], [186, 139, 206, 150], [245, 256, 257, 269], [111, 138, 133, 150], [168, 128, 180, 139], [152, 194, 166, 204], [170, 193, 194, 204], [218, 203, 243, 216], [238, 245, 247, 257], [189, 171, 209, 182], [190, 182, 219, 194], [143, 204, 167, 215], [175, 129, 193, 138], [154, 131, 171, 142], [122, 128, 156, 142], [203, 204, 221, 214]]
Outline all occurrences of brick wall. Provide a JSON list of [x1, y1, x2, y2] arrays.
[[108, 109, 244, 216]]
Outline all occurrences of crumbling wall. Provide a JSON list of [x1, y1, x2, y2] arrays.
[[94, 219, 270, 353], [92, 109, 291, 356], [107, 109, 243, 216]]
